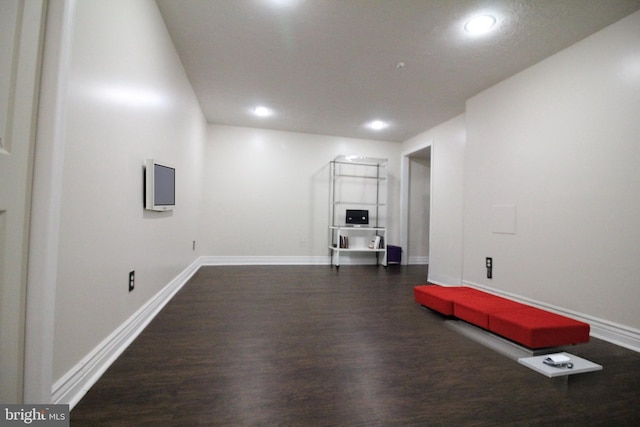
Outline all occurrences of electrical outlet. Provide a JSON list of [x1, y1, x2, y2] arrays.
[[129, 271, 135, 292], [192, 240, 196, 251], [486, 257, 493, 279]]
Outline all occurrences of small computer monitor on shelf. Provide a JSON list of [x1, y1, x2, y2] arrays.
[[346, 209, 369, 226]]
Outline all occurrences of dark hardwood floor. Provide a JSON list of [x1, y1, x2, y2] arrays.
[[71, 265, 640, 426]]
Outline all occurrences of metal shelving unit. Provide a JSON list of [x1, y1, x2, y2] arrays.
[[328, 155, 387, 266]]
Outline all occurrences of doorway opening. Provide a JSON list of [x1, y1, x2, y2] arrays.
[[400, 142, 432, 266]]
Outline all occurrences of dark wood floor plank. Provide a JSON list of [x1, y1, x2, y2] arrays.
[[71, 265, 640, 426]]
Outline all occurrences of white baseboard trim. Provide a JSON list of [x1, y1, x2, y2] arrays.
[[583, 318, 640, 354], [462, 280, 640, 354], [200, 256, 331, 265], [200, 255, 390, 266], [426, 279, 454, 286], [52, 258, 202, 409], [53, 255, 391, 408], [57, 263, 638, 411], [407, 256, 429, 265], [330, 259, 379, 265], [427, 274, 462, 286]]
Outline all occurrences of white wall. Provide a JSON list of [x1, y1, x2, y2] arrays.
[[53, 0, 206, 381], [403, 115, 466, 284], [463, 11, 640, 331], [201, 125, 402, 263]]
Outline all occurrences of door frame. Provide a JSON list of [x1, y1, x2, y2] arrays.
[[23, 0, 76, 404], [400, 140, 433, 266]]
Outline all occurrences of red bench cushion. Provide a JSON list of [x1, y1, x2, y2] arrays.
[[453, 294, 528, 329], [414, 285, 591, 349], [413, 285, 485, 316], [488, 306, 590, 348]]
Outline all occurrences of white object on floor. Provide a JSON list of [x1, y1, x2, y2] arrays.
[[518, 352, 602, 378]]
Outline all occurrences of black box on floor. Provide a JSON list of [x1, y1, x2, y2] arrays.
[[387, 245, 402, 264]]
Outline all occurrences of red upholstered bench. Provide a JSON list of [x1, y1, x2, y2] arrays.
[[488, 306, 590, 348], [413, 285, 485, 316], [414, 284, 590, 349], [453, 294, 528, 329]]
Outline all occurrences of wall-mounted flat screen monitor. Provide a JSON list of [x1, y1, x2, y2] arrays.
[[145, 159, 175, 211]]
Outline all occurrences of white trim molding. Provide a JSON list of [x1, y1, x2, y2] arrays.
[[199, 255, 389, 266], [408, 256, 429, 265], [582, 317, 640, 354], [58, 258, 640, 413], [51, 253, 395, 407], [200, 256, 331, 266], [463, 280, 640, 354], [52, 258, 201, 409], [427, 275, 463, 286], [24, 0, 77, 404], [51, 259, 640, 411]]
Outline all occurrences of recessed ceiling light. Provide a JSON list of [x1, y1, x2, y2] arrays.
[[464, 15, 496, 34], [366, 120, 389, 131], [264, 0, 301, 8], [253, 106, 273, 117]]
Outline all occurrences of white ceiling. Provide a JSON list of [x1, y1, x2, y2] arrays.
[[156, 0, 640, 142]]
